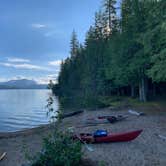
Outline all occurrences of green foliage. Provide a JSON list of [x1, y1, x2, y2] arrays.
[[30, 131, 82, 166], [98, 160, 107, 166], [146, 0, 166, 82], [148, 48, 166, 82]]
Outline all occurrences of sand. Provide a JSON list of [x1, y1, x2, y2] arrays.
[[0, 105, 166, 166]]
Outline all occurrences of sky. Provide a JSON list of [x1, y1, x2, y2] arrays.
[[0, 0, 120, 84]]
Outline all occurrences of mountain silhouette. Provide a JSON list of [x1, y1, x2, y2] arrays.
[[0, 79, 47, 89]]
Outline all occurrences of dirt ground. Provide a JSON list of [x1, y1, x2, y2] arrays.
[[0, 104, 166, 166]]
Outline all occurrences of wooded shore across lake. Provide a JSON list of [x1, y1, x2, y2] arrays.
[[53, 0, 166, 107]]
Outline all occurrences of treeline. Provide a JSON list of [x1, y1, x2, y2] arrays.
[[53, 0, 166, 107]]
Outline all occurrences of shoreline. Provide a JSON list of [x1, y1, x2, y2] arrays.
[[0, 123, 56, 139], [0, 109, 83, 139]]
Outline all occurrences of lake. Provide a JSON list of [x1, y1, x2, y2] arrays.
[[0, 89, 59, 132]]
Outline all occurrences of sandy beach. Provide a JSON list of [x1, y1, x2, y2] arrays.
[[0, 104, 166, 166]]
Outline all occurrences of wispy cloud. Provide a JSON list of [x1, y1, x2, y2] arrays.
[[47, 73, 59, 79], [37, 74, 58, 84], [44, 28, 64, 37], [31, 23, 47, 29], [49, 60, 62, 66], [0, 77, 8, 82], [0, 62, 50, 71], [44, 31, 57, 37], [7, 57, 30, 63]]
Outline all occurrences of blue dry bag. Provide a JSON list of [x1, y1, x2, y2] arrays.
[[93, 130, 107, 137]]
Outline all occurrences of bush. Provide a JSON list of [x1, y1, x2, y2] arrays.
[[31, 131, 82, 166]]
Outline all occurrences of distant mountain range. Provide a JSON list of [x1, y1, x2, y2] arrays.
[[0, 79, 48, 89]]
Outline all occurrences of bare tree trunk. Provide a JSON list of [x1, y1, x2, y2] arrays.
[[139, 76, 147, 102], [142, 77, 147, 102], [139, 81, 143, 101]]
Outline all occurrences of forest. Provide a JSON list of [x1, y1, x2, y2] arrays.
[[53, 0, 166, 107]]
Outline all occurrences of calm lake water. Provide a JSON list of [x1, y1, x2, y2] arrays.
[[0, 89, 59, 132]]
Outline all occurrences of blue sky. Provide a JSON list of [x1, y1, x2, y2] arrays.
[[0, 0, 120, 84]]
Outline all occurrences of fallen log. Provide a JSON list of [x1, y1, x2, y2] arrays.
[[60, 110, 84, 119]]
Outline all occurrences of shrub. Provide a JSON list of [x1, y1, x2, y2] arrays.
[[31, 131, 82, 166]]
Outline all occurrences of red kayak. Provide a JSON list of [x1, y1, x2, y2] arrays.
[[75, 130, 143, 143]]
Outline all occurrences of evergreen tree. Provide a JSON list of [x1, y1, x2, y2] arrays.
[[103, 0, 118, 36], [70, 30, 79, 57]]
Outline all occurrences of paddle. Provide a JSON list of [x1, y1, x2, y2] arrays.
[[76, 134, 94, 152], [68, 127, 94, 152]]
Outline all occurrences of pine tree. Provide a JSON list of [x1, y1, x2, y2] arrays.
[[70, 30, 79, 57], [103, 0, 118, 36]]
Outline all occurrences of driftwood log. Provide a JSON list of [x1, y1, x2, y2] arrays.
[[128, 110, 146, 116], [60, 110, 84, 119], [0, 152, 6, 161]]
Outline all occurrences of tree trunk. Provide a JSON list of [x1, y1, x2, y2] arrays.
[[110, 89, 112, 96], [117, 88, 120, 96], [139, 81, 143, 101], [152, 83, 156, 97], [131, 85, 135, 98], [121, 88, 125, 96], [142, 76, 147, 102], [139, 76, 147, 102]]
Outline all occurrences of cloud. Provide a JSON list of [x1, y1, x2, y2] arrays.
[[37, 74, 58, 84], [7, 57, 30, 63], [44, 30, 58, 37], [44, 31, 56, 37], [13, 75, 58, 84], [44, 29, 64, 37], [47, 73, 59, 79], [49, 60, 62, 66], [31, 23, 47, 29], [0, 78, 8, 82], [0, 62, 50, 71]]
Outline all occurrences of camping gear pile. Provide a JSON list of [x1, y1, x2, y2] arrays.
[[85, 115, 127, 124]]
